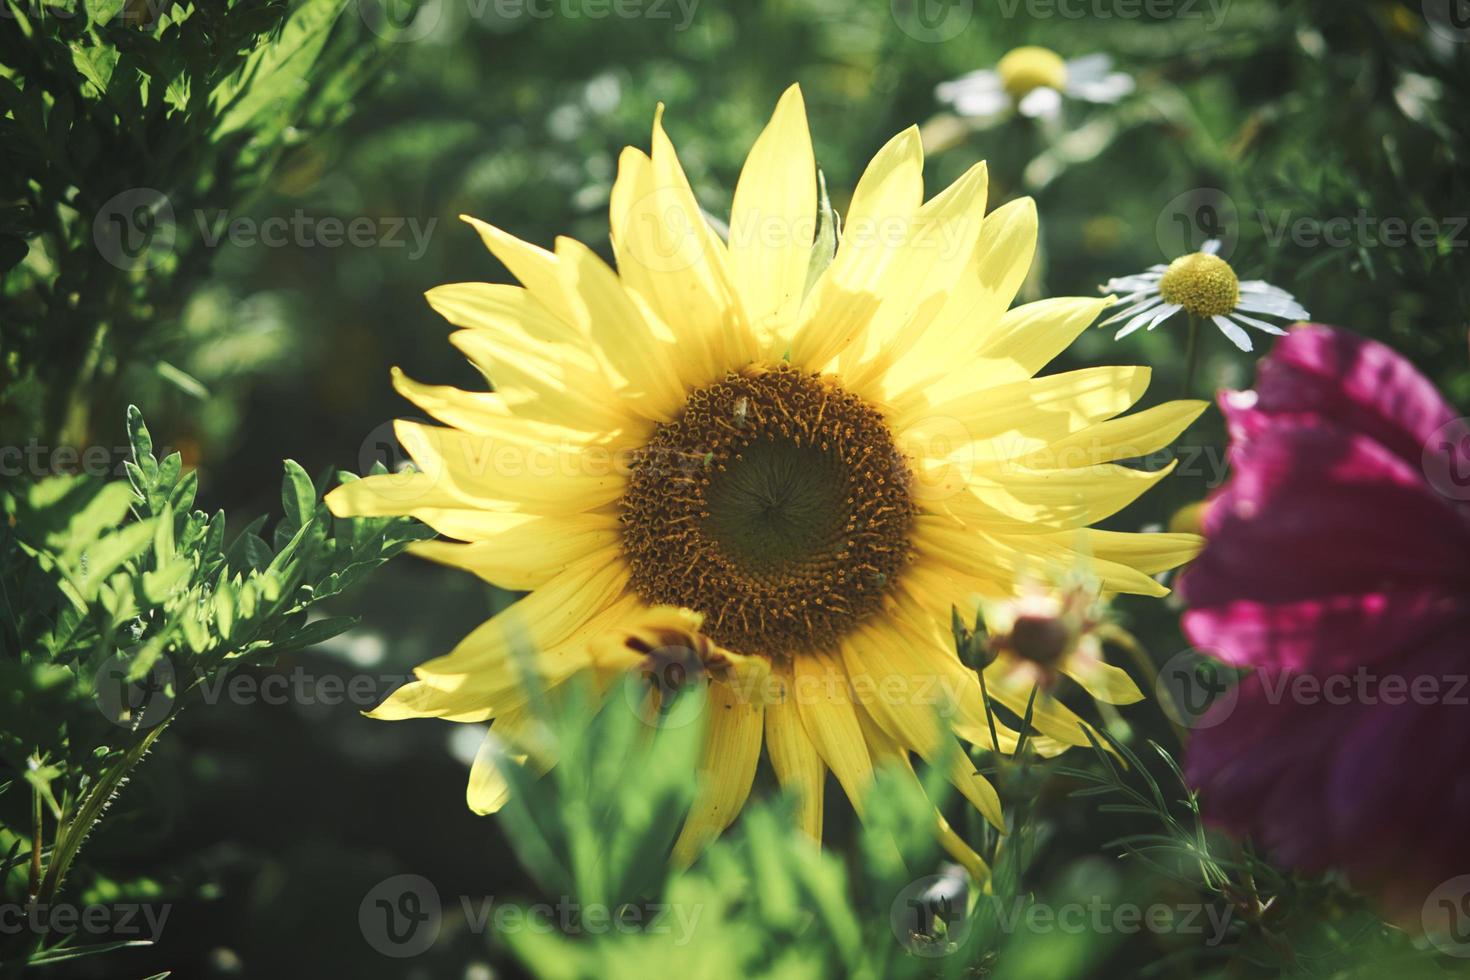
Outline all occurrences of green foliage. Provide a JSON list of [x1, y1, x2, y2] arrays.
[[0, 405, 430, 969], [0, 0, 391, 448], [486, 674, 971, 980]]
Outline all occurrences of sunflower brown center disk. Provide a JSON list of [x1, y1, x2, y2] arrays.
[[619, 366, 915, 658]]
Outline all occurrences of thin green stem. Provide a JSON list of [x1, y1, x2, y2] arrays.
[[975, 663, 1003, 757], [29, 764, 42, 898], [1099, 624, 1191, 750], [1181, 314, 1202, 398], [35, 723, 169, 906]]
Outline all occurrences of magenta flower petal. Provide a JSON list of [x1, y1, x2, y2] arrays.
[[1253, 323, 1461, 464], [1181, 325, 1470, 927]]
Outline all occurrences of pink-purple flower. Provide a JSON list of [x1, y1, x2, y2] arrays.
[[1179, 324, 1470, 928]]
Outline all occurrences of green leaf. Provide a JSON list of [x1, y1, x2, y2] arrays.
[[73, 520, 157, 597], [27, 940, 154, 965], [282, 615, 358, 650], [212, 0, 341, 138], [155, 360, 209, 399], [126, 405, 158, 482], [281, 460, 316, 532], [802, 168, 839, 301]]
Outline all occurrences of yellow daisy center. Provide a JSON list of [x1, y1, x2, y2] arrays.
[[1157, 251, 1240, 319], [619, 366, 914, 657], [997, 46, 1068, 100]]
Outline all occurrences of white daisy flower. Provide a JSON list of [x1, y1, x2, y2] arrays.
[[936, 48, 1134, 120], [1099, 239, 1311, 352]]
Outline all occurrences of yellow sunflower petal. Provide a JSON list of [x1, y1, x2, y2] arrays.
[[1061, 655, 1145, 705], [728, 83, 816, 339], [889, 196, 1038, 393], [1080, 529, 1204, 574], [786, 126, 924, 369], [393, 419, 627, 515], [974, 295, 1112, 376], [843, 160, 989, 384], [390, 367, 510, 436], [672, 677, 765, 865], [366, 679, 498, 722], [467, 723, 523, 816], [326, 470, 474, 519], [764, 661, 826, 842], [446, 329, 632, 433], [553, 236, 688, 421], [791, 650, 875, 814], [611, 108, 755, 385], [956, 460, 1178, 530], [414, 556, 630, 687], [424, 280, 581, 346], [1021, 399, 1208, 470], [899, 365, 1150, 442], [458, 216, 582, 329], [407, 513, 621, 591], [855, 708, 991, 880], [841, 622, 1005, 830]]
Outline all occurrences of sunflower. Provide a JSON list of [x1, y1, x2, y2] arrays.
[[327, 84, 1204, 877]]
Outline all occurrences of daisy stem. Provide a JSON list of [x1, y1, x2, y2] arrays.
[[975, 663, 1003, 756], [1181, 314, 1202, 398]]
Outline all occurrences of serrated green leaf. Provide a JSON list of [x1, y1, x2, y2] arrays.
[[126, 405, 158, 481]]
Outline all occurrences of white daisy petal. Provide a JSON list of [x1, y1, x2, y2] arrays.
[[1064, 53, 1114, 80], [1236, 280, 1292, 295], [1201, 239, 1222, 255], [1018, 87, 1063, 119], [1230, 311, 1289, 335], [1067, 72, 1135, 103], [1212, 315, 1253, 351], [954, 87, 1010, 117], [1236, 295, 1309, 320], [1116, 302, 1180, 339], [1099, 295, 1164, 327], [936, 70, 999, 101], [1144, 302, 1182, 330], [1101, 273, 1163, 293]]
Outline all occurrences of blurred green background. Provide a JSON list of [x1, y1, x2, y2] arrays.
[[5, 0, 1469, 975]]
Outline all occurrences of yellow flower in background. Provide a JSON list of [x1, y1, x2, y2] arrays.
[[978, 577, 1138, 701], [327, 84, 1203, 877]]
